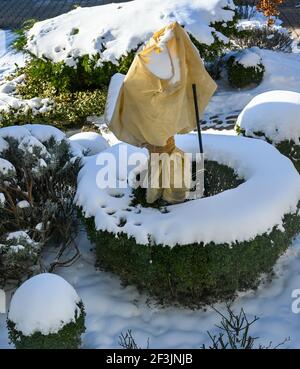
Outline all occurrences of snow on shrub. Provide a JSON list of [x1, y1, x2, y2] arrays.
[[69, 132, 109, 156], [25, 0, 236, 66], [0, 75, 107, 129], [78, 134, 300, 306], [7, 273, 85, 349], [6, 0, 237, 111], [2, 1, 238, 128], [0, 124, 81, 287], [236, 90, 300, 172], [227, 48, 265, 88]]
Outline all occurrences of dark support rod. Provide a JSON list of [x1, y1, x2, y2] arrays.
[[192, 84, 204, 155]]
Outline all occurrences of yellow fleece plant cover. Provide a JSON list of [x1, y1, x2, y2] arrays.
[[109, 22, 217, 203]]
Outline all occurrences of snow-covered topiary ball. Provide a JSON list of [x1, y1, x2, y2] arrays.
[[69, 132, 109, 156], [227, 48, 265, 88], [236, 90, 300, 171], [7, 273, 85, 349]]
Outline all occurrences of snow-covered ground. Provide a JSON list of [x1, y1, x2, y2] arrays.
[[2, 222, 300, 349], [0, 30, 26, 82]]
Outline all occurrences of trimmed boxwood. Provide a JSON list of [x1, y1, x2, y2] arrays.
[[83, 160, 300, 307], [85, 209, 300, 308], [7, 301, 85, 349], [236, 128, 300, 173], [227, 55, 265, 89]]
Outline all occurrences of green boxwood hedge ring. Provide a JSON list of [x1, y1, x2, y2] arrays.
[[76, 134, 300, 306]]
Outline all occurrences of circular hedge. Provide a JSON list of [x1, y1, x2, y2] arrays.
[[85, 212, 300, 307], [77, 134, 300, 307]]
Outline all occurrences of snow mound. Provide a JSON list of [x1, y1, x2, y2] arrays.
[[18, 135, 49, 156], [26, 0, 235, 65], [236, 90, 300, 144], [0, 158, 15, 175], [105, 73, 125, 124], [0, 124, 86, 162], [23, 124, 65, 143], [0, 192, 5, 206], [69, 132, 109, 156], [8, 273, 81, 336], [235, 48, 262, 68], [76, 134, 300, 246]]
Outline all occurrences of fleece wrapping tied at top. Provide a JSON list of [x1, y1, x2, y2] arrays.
[[109, 22, 217, 148]]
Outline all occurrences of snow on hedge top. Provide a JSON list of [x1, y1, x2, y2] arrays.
[[26, 0, 235, 65], [0, 157, 15, 176], [69, 132, 109, 156], [8, 273, 81, 336], [235, 48, 262, 68], [236, 90, 300, 144], [76, 134, 300, 246], [0, 124, 65, 143]]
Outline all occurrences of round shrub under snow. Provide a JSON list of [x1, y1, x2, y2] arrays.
[[236, 90, 300, 172], [69, 132, 109, 156], [7, 273, 85, 349], [77, 134, 300, 306], [227, 49, 265, 88]]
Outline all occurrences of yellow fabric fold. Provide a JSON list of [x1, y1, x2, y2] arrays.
[[109, 22, 217, 203]]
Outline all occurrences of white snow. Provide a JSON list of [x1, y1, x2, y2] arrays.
[[18, 135, 49, 156], [0, 92, 53, 116], [69, 132, 109, 156], [237, 6, 283, 31], [76, 133, 300, 246], [235, 48, 262, 68], [0, 192, 5, 206], [0, 158, 15, 176], [35, 222, 43, 231], [236, 90, 300, 144], [26, 0, 235, 66], [206, 49, 300, 117], [8, 273, 81, 336], [0, 30, 26, 82], [16, 200, 30, 209], [6, 231, 32, 243], [0, 125, 31, 141], [9, 245, 25, 253], [0, 124, 86, 166], [145, 46, 173, 80], [105, 73, 125, 125], [23, 123, 65, 143]]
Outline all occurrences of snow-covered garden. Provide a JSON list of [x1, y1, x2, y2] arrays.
[[1, 0, 300, 349]]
